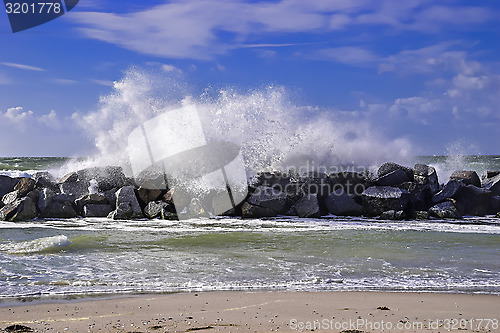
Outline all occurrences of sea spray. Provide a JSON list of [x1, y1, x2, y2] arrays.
[[64, 68, 413, 177]]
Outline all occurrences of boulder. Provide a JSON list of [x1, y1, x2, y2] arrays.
[[75, 193, 108, 215], [108, 186, 143, 219], [361, 186, 410, 216], [14, 178, 36, 197], [0, 175, 18, 198], [59, 181, 88, 198], [325, 188, 364, 216], [241, 201, 277, 218], [411, 211, 429, 220], [77, 166, 128, 192], [83, 204, 113, 218], [379, 210, 406, 220], [104, 188, 118, 210], [455, 185, 492, 216], [0, 197, 37, 221], [377, 162, 414, 180], [375, 169, 410, 186], [428, 200, 462, 219], [497, 212, 500, 218], [299, 172, 332, 200], [403, 183, 433, 211], [254, 171, 301, 201], [40, 201, 77, 218], [482, 174, 500, 196], [413, 164, 439, 195], [329, 171, 372, 197], [489, 196, 500, 215], [481, 171, 500, 182], [2, 190, 20, 205], [136, 186, 162, 207], [38, 188, 55, 212], [144, 201, 171, 219], [293, 194, 321, 218], [247, 186, 287, 214], [33, 171, 57, 190], [450, 170, 481, 187], [432, 180, 466, 204]]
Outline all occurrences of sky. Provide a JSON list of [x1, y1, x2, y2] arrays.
[[0, 0, 499, 157]]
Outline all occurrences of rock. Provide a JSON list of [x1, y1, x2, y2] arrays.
[[53, 193, 76, 203], [379, 210, 406, 220], [241, 202, 277, 218], [405, 183, 433, 211], [77, 166, 128, 192], [411, 211, 429, 220], [108, 186, 143, 219], [2, 190, 20, 205], [144, 201, 171, 219], [299, 172, 332, 200], [75, 193, 108, 215], [329, 171, 372, 197], [450, 170, 481, 187], [136, 186, 162, 207], [83, 204, 113, 217], [182, 198, 210, 219], [376, 169, 410, 186], [59, 181, 88, 198], [14, 178, 36, 197], [497, 212, 500, 218], [247, 186, 287, 214], [254, 171, 301, 201], [489, 196, 500, 215], [455, 185, 492, 216], [0, 175, 19, 198], [481, 171, 500, 182], [38, 188, 55, 212], [432, 180, 466, 204], [377, 162, 414, 180], [33, 171, 57, 190], [482, 174, 500, 196], [361, 186, 410, 216], [325, 188, 364, 216], [428, 200, 462, 219], [293, 194, 321, 218], [104, 188, 118, 210], [413, 164, 439, 195], [40, 201, 77, 218], [0, 197, 37, 221]]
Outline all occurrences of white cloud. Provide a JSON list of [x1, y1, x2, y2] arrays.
[[311, 46, 377, 65], [0, 62, 46, 72], [161, 64, 183, 74], [39, 110, 62, 129], [3, 107, 34, 124], [52, 78, 79, 85]]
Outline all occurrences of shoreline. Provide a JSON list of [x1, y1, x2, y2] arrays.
[[0, 291, 499, 332]]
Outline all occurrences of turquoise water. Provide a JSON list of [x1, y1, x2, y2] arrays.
[[0, 157, 499, 301]]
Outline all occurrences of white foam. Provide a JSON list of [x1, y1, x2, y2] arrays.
[[0, 235, 72, 254]]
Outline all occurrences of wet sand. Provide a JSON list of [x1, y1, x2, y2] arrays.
[[0, 291, 499, 332]]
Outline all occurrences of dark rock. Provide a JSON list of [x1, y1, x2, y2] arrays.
[[497, 212, 500, 218], [376, 169, 410, 186], [254, 172, 301, 200], [299, 172, 332, 200], [14, 178, 36, 197], [83, 204, 113, 217], [0, 175, 18, 198], [361, 186, 410, 216], [414, 164, 439, 195], [33, 171, 57, 190], [241, 202, 277, 218], [26, 190, 38, 203], [108, 186, 143, 219], [325, 188, 364, 216], [75, 193, 108, 215], [377, 162, 413, 180], [77, 166, 128, 192], [161, 210, 178, 220], [450, 170, 481, 187], [489, 196, 500, 215], [247, 186, 287, 214], [293, 194, 321, 218], [40, 201, 77, 218], [38, 188, 55, 212], [428, 200, 462, 219], [406, 183, 433, 211], [59, 171, 79, 183], [4, 324, 34, 332], [432, 180, 466, 204], [481, 171, 500, 182], [329, 171, 372, 197], [104, 188, 118, 210], [136, 186, 162, 207], [59, 181, 88, 198], [379, 210, 406, 220], [411, 211, 429, 220], [0, 197, 37, 221], [456, 185, 492, 216], [144, 201, 171, 219], [482, 174, 500, 196], [53, 193, 76, 203]]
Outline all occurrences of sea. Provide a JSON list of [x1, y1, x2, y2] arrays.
[[0, 156, 499, 305]]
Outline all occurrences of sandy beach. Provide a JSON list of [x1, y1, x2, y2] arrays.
[[0, 291, 499, 332]]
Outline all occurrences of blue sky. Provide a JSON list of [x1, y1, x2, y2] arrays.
[[0, 0, 499, 157]]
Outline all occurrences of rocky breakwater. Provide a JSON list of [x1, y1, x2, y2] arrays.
[[0, 162, 500, 222]]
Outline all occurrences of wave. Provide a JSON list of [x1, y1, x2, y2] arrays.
[[0, 235, 72, 255]]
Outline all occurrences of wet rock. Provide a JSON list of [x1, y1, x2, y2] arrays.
[[77, 166, 128, 192], [0, 197, 37, 221], [375, 169, 410, 186], [254, 171, 301, 201], [432, 180, 466, 204], [75, 193, 108, 215], [144, 201, 171, 219], [329, 171, 371, 198], [104, 187, 118, 210], [14, 178, 35, 197], [247, 186, 287, 214], [108, 186, 143, 219], [2, 190, 20, 205], [497, 212, 500, 218], [404, 183, 433, 211], [136, 186, 162, 207], [293, 194, 321, 218], [482, 174, 500, 196], [413, 164, 439, 195], [361, 186, 410, 216], [33, 171, 57, 190], [428, 200, 462, 219], [4, 324, 34, 332], [299, 172, 332, 200], [489, 196, 500, 215], [241, 202, 277, 218], [455, 185, 492, 216], [481, 171, 500, 182], [325, 188, 364, 216], [411, 211, 429, 220], [53, 193, 76, 203], [0, 175, 19, 198], [377, 162, 414, 181], [450, 170, 481, 187], [38, 188, 55, 212], [379, 210, 406, 220], [40, 201, 77, 218], [83, 204, 113, 217]]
